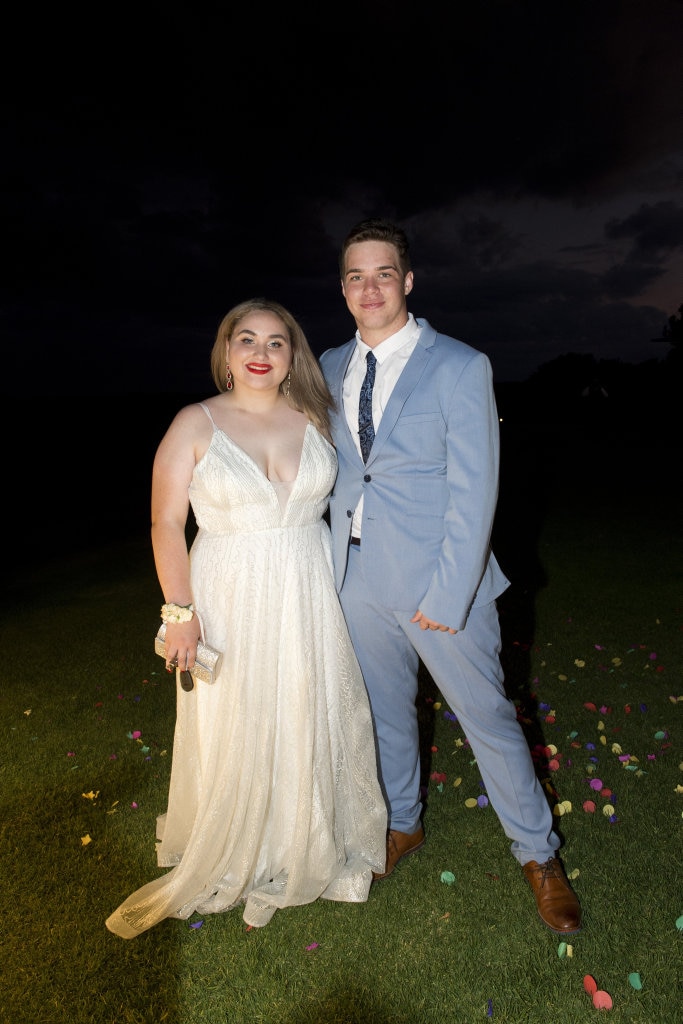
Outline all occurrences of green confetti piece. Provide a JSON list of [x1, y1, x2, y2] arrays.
[[440, 870, 456, 885], [628, 972, 642, 990]]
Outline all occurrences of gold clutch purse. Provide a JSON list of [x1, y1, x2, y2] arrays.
[[155, 623, 223, 687]]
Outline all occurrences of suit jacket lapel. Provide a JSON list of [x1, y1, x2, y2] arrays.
[[328, 344, 364, 465], [364, 342, 432, 464]]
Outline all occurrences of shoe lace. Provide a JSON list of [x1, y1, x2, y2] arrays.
[[537, 858, 563, 887]]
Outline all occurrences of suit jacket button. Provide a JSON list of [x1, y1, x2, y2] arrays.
[[364, 474, 371, 482], [346, 509, 353, 518]]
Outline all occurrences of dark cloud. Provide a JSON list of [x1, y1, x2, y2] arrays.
[[2, 0, 682, 392]]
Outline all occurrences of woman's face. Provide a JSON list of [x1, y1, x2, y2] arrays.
[[227, 310, 292, 392]]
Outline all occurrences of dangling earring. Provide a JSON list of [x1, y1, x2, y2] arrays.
[[282, 371, 291, 398], [226, 365, 233, 391]]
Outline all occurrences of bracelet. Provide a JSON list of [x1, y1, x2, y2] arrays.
[[161, 602, 195, 623]]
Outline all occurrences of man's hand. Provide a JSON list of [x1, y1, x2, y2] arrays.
[[411, 610, 457, 634]]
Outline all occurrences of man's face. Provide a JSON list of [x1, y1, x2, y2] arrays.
[[341, 240, 413, 342]]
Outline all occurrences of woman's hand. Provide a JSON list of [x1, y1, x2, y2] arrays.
[[164, 619, 202, 671]]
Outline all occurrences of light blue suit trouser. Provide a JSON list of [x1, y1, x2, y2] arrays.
[[339, 544, 560, 866]]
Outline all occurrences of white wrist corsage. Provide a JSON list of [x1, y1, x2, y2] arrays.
[[160, 602, 195, 623]]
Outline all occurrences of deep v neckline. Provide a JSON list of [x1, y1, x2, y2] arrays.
[[213, 422, 310, 494]]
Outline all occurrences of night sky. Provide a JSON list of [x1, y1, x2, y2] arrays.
[[4, 0, 683, 395]]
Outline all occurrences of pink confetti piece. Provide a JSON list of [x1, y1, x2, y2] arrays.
[[592, 989, 613, 1010], [305, 943, 319, 951], [589, 778, 603, 790]]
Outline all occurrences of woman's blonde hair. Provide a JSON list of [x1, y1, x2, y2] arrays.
[[209, 298, 335, 441]]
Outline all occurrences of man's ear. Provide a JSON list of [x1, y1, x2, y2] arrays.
[[404, 271, 414, 295]]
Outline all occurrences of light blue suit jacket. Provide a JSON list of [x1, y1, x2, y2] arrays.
[[320, 318, 510, 632]]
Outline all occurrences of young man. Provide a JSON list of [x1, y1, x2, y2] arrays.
[[319, 219, 581, 934]]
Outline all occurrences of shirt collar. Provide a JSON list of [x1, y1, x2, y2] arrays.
[[355, 313, 418, 365]]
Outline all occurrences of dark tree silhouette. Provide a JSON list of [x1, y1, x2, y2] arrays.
[[662, 303, 683, 352]]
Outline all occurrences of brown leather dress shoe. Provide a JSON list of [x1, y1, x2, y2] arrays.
[[523, 857, 582, 934], [373, 826, 425, 880]]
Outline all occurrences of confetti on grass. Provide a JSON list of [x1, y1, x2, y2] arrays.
[[583, 975, 613, 1010]]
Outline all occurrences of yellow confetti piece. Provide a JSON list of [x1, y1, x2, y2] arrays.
[[611, 742, 623, 754], [558, 674, 567, 681], [452, 777, 462, 788], [553, 800, 572, 816], [24, 709, 32, 716], [546, 744, 558, 756], [82, 790, 99, 801], [603, 804, 615, 817], [675, 785, 683, 795], [433, 702, 442, 710], [599, 735, 607, 745], [568, 868, 580, 880], [597, 720, 605, 731], [464, 798, 479, 808], [454, 738, 464, 748], [612, 657, 622, 666], [81, 834, 92, 846], [574, 659, 585, 668], [566, 944, 574, 957]]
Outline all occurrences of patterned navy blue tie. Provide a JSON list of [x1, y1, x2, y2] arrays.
[[358, 350, 377, 463]]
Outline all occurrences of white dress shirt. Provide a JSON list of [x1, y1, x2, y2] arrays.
[[343, 313, 422, 538]]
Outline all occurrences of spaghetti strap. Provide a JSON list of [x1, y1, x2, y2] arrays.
[[198, 401, 216, 428]]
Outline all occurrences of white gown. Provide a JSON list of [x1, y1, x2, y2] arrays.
[[106, 406, 387, 937]]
